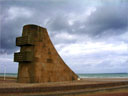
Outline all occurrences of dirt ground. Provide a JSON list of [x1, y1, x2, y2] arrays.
[[62, 88, 128, 96], [0, 77, 128, 96]]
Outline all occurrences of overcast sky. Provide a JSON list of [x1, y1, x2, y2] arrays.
[[0, 0, 128, 73]]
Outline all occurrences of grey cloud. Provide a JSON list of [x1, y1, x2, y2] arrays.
[[47, 15, 70, 32], [0, 6, 35, 53], [84, 5, 128, 37], [46, 2, 128, 42], [0, 0, 81, 54], [64, 51, 128, 73], [0, 0, 128, 72], [0, 0, 128, 73]]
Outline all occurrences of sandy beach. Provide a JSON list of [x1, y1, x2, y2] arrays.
[[0, 77, 128, 96]]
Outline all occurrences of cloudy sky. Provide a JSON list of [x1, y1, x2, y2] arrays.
[[0, 0, 128, 73]]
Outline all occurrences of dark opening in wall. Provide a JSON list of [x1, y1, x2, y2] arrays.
[[47, 59, 53, 63]]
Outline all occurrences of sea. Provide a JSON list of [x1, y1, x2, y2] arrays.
[[0, 73, 128, 78], [78, 73, 128, 78]]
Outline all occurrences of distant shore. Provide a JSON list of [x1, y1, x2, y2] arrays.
[[0, 73, 128, 78]]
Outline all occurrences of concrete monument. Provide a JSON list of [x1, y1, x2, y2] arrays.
[[14, 24, 78, 83]]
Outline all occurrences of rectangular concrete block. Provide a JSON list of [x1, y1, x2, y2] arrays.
[[16, 35, 33, 46], [14, 52, 33, 62]]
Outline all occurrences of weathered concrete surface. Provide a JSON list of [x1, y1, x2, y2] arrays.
[[14, 24, 78, 83]]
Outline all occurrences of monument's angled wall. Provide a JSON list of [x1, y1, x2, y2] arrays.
[[14, 24, 78, 83]]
